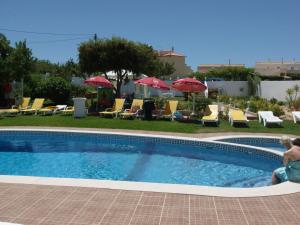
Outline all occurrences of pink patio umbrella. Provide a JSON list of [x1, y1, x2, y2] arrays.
[[135, 77, 170, 98], [172, 77, 206, 93], [84, 76, 114, 88], [134, 77, 170, 91], [172, 77, 207, 114]]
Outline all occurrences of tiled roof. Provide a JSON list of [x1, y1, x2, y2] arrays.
[[256, 61, 300, 64], [159, 50, 185, 57], [198, 64, 245, 67]]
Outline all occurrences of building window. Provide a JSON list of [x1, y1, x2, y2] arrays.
[[277, 66, 280, 69], [291, 67, 294, 70]]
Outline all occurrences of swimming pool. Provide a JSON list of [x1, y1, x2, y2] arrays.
[[0, 131, 282, 188], [217, 137, 286, 151]]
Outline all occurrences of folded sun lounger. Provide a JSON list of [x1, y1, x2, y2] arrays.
[[119, 99, 143, 119], [292, 111, 300, 124], [258, 111, 283, 127], [228, 109, 248, 126], [99, 98, 125, 118], [202, 105, 219, 125]]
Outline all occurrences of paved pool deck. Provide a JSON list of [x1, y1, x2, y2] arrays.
[[0, 182, 299, 225], [0, 127, 299, 225]]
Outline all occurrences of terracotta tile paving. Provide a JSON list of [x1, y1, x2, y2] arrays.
[[0, 183, 299, 225]]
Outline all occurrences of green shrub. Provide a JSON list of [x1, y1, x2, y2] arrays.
[[269, 98, 278, 104], [269, 104, 284, 117], [232, 98, 248, 110], [177, 100, 189, 110], [153, 97, 167, 110], [70, 85, 88, 98], [192, 95, 212, 113], [36, 76, 71, 104], [23, 73, 44, 98], [218, 95, 231, 104], [293, 97, 300, 110], [277, 101, 285, 106], [249, 99, 269, 112]]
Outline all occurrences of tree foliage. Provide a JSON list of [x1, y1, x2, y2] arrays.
[[0, 34, 13, 83], [78, 37, 174, 97], [35, 76, 71, 104], [191, 67, 255, 81], [247, 74, 261, 96], [9, 40, 35, 81], [33, 58, 81, 81], [0, 34, 34, 103]]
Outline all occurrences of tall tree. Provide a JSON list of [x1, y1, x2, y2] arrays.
[[9, 40, 34, 81], [0, 34, 12, 83], [79, 37, 174, 97], [58, 58, 81, 80]]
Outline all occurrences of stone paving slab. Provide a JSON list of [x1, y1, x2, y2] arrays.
[[0, 183, 299, 225]]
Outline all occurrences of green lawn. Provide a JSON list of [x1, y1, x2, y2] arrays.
[[0, 115, 299, 135]]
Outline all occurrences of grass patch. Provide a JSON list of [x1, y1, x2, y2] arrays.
[[0, 115, 299, 135]]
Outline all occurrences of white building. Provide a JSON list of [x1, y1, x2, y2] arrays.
[[255, 61, 300, 76]]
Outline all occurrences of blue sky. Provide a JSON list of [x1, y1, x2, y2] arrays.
[[1, 0, 299, 70]]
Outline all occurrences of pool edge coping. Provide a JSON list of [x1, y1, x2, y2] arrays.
[[0, 127, 298, 198]]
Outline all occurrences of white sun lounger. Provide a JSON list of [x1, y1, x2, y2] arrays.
[[54, 105, 68, 113], [292, 111, 300, 124], [258, 111, 283, 127]]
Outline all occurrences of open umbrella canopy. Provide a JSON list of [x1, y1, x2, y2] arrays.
[[134, 77, 170, 90], [172, 77, 206, 93], [84, 76, 113, 88]]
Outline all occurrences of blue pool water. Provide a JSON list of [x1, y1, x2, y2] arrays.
[[218, 137, 286, 152], [0, 131, 282, 188]]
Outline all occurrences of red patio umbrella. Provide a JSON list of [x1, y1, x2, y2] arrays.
[[172, 78, 207, 114], [84, 76, 113, 88], [134, 77, 170, 90], [171, 77, 206, 93]]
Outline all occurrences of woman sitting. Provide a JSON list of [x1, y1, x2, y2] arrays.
[[272, 138, 300, 184]]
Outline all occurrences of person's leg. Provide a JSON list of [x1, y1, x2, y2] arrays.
[[272, 167, 288, 185], [272, 171, 280, 184]]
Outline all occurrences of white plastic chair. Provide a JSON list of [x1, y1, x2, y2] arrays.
[[258, 111, 283, 127], [292, 111, 300, 124]]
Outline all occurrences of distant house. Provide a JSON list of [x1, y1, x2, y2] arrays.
[[158, 50, 193, 79], [255, 61, 300, 76], [197, 64, 245, 73]]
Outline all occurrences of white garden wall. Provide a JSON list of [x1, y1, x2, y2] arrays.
[[260, 80, 300, 101], [206, 81, 249, 97]]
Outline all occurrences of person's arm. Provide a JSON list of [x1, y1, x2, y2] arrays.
[[283, 150, 293, 165]]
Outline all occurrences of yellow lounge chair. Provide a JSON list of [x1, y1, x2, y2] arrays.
[[228, 109, 248, 126], [0, 97, 31, 115], [61, 106, 74, 115], [120, 99, 144, 119], [21, 98, 45, 115], [99, 98, 125, 118], [202, 105, 219, 125], [160, 100, 178, 120]]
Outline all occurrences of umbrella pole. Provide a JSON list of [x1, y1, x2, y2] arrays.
[[187, 92, 190, 112], [96, 87, 98, 111], [192, 93, 195, 115]]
